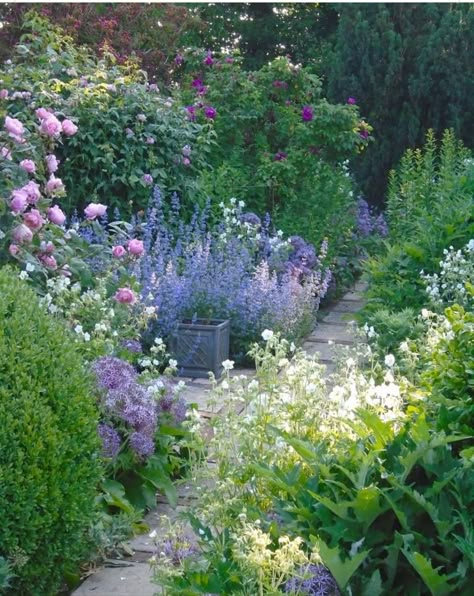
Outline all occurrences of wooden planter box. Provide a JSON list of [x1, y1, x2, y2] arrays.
[[171, 318, 230, 379]]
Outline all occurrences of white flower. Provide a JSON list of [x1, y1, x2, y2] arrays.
[[26, 262, 35, 272], [154, 337, 164, 345], [230, 197, 237, 205], [384, 354, 395, 368], [222, 359, 234, 371], [145, 306, 156, 315], [238, 200, 245, 208], [83, 332, 91, 342], [399, 341, 410, 353], [262, 329, 274, 341], [248, 379, 259, 391], [149, 529, 157, 539], [168, 359, 178, 369], [74, 325, 83, 335], [221, 380, 229, 390]]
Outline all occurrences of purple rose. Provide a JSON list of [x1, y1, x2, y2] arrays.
[[347, 96, 357, 105], [13, 223, 33, 244], [112, 245, 127, 258], [62, 119, 78, 136], [40, 114, 62, 137], [301, 105, 314, 121], [23, 208, 44, 232], [0, 89, 8, 100], [9, 244, 19, 256], [84, 202, 107, 220], [35, 107, 51, 120], [127, 238, 144, 256], [45, 175, 64, 195], [114, 287, 137, 305], [19, 159, 36, 174], [5, 116, 24, 137], [10, 189, 28, 213], [204, 106, 217, 119], [47, 205, 66, 226], [182, 157, 191, 167], [46, 154, 60, 173], [39, 254, 57, 270], [22, 181, 41, 204]]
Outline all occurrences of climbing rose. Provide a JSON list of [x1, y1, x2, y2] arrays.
[[112, 245, 127, 258], [84, 202, 107, 220], [10, 189, 28, 213], [39, 254, 57, 270], [35, 107, 50, 120], [61, 119, 78, 136], [301, 105, 314, 121], [22, 181, 41, 204], [182, 157, 191, 167], [40, 114, 62, 137], [47, 205, 66, 225], [23, 209, 44, 232], [4, 116, 24, 137], [114, 288, 137, 305], [46, 154, 60, 173], [347, 96, 357, 105], [8, 244, 19, 256], [45, 175, 64, 194], [12, 223, 33, 244], [127, 239, 144, 256], [19, 159, 36, 174]]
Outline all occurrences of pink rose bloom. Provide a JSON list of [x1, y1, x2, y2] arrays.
[[47, 205, 66, 226], [114, 287, 137, 305], [62, 119, 78, 136], [20, 159, 36, 174], [23, 209, 44, 232], [8, 244, 19, 256], [39, 254, 58, 270], [40, 114, 62, 137], [46, 154, 60, 173], [84, 202, 107, 220], [10, 189, 28, 213], [182, 157, 191, 167], [45, 175, 64, 195], [12, 223, 33, 244], [0, 89, 9, 100], [40, 240, 55, 254], [127, 239, 144, 256], [60, 265, 72, 278], [35, 107, 51, 120], [22, 180, 41, 204], [5, 116, 24, 137], [1, 147, 12, 160], [112, 245, 127, 258]]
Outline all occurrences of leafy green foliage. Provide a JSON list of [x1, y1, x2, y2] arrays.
[[0, 268, 102, 594]]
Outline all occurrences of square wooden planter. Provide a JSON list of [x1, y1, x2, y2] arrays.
[[171, 318, 230, 379]]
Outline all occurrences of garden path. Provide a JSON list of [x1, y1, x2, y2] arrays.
[[73, 281, 367, 596]]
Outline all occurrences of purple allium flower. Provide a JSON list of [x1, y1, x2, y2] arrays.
[[170, 396, 187, 424], [175, 53, 184, 66], [284, 564, 340, 595], [239, 212, 262, 227], [92, 356, 137, 391], [98, 423, 121, 458], [203, 51, 214, 66], [302, 105, 314, 121], [159, 535, 197, 565], [121, 339, 143, 353], [143, 173, 153, 185], [347, 96, 357, 105], [274, 151, 288, 161], [186, 105, 196, 121], [204, 106, 217, 120], [130, 431, 155, 458]]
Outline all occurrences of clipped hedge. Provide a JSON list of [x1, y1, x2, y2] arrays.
[[0, 268, 102, 594]]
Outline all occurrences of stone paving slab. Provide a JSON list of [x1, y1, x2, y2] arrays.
[[329, 299, 365, 313], [341, 290, 365, 302], [320, 310, 357, 325], [302, 341, 335, 362], [74, 562, 155, 596], [306, 323, 355, 344]]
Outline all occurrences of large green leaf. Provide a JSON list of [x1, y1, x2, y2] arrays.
[[312, 536, 370, 589], [402, 549, 455, 596]]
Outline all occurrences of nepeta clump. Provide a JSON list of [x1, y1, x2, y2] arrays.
[[356, 198, 388, 237], [141, 187, 331, 357]]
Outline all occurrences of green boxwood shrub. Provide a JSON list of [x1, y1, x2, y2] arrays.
[[0, 268, 102, 594]]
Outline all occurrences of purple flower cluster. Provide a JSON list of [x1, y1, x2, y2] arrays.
[[158, 535, 198, 565], [357, 198, 388, 237], [302, 105, 314, 122], [284, 564, 340, 595], [98, 423, 121, 458], [92, 356, 157, 460]]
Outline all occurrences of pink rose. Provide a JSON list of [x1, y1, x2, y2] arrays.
[[47, 205, 66, 226], [114, 288, 137, 305], [12, 223, 33, 244], [40, 114, 62, 137], [0, 89, 9, 100], [112, 245, 127, 258], [22, 181, 41, 204], [35, 107, 51, 120], [8, 244, 19, 256], [84, 202, 107, 220], [127, 239, 144, 256], [5, 116, 24, 137], [62, 119, 78, 136], [23, 209, 44, 232], [46, 154, 60, 173], [40, 241, 55, 254], [182, 157, 191, 167], [1, 147, 12, 160], [39, 254, 57, 270], [20, 159, 36, 174], [45, 175, 64, 195], [60, 265, 72, 278], [10, 189, 28, 213]]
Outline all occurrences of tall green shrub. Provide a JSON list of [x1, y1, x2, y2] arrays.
[[0, 268, 102, 595]]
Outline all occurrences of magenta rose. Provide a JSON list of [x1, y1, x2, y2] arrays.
[[22, 181, 41, 204], [12, 223, 33, 244], [40, 114, 62, 137], [23, 209, 44, 232], [10, 189, 28, 213], [47, 205, 66, 226], [45, 175, 64, 195], [39, 254, 58, 270], [5, 116, 24, 137], [62, 119, 78, 136], [84, 202, 107, 220], [114, 288, 137, 305], [35, 107, 51, 120], [8, 244, 19, 256], [112, 245, 127, 258], [127, 239, 144, 256], [46, 154, 60, 173], [20, 159, 36, 174]]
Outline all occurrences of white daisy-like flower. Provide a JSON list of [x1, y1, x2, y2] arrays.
[[262, 329, 274, 341]]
